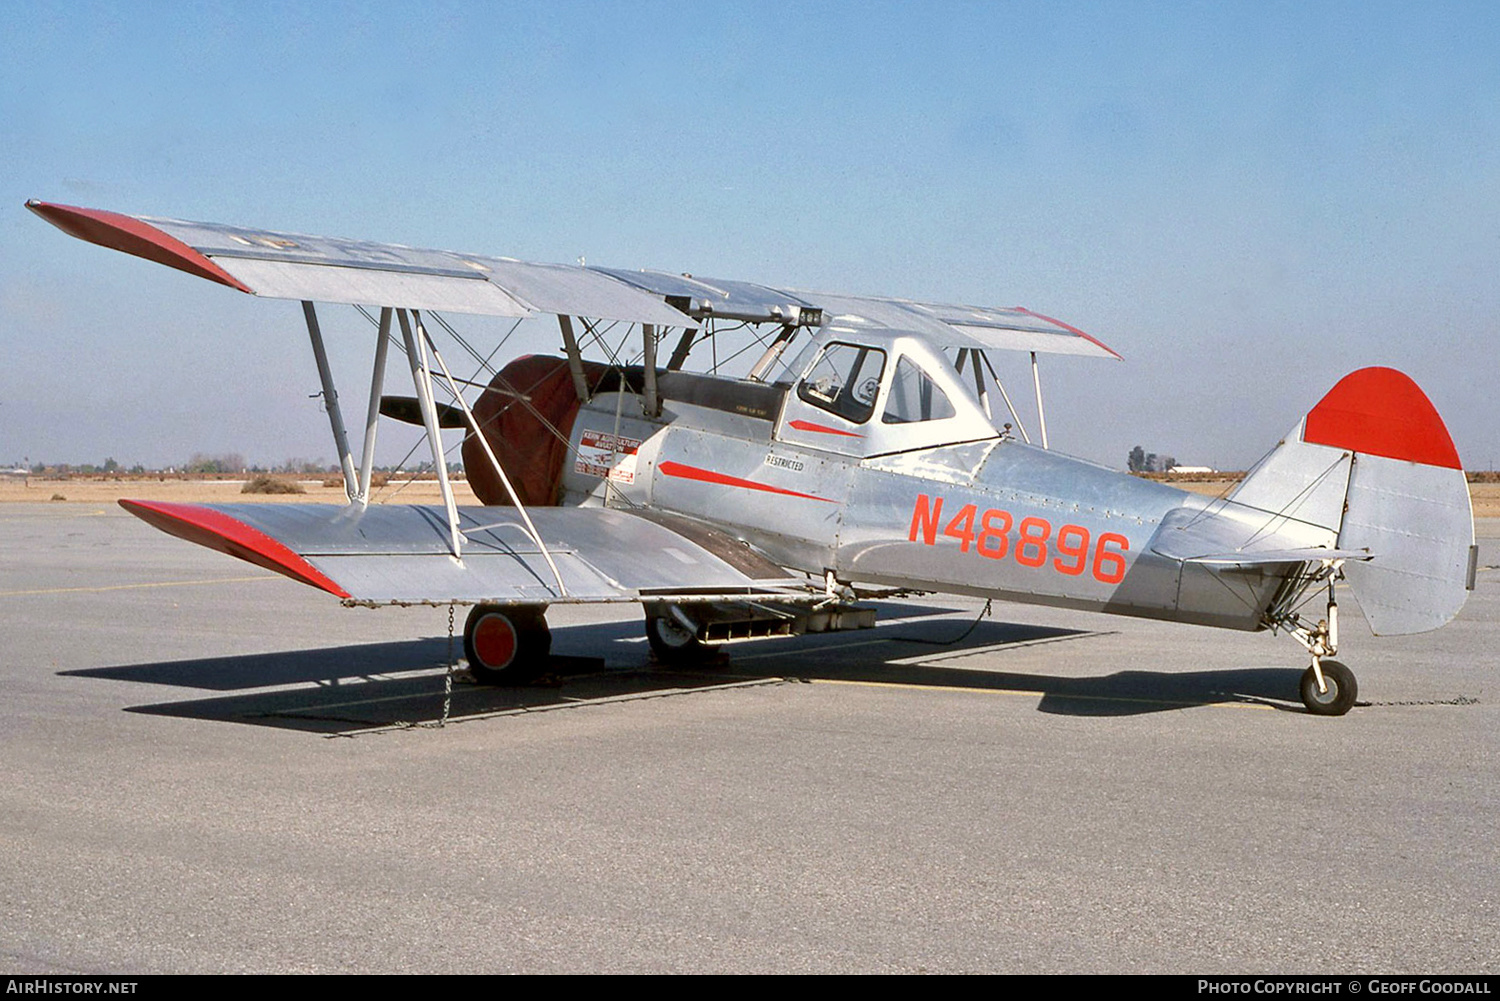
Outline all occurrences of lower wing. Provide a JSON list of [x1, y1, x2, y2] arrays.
[[121, 500, 812, 606]]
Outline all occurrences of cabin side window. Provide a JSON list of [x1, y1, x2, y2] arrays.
[[797, 343, 887, 425], [882, 357, 956, 424]]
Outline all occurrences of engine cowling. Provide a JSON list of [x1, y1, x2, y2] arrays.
[[459, 354, 605, 506]]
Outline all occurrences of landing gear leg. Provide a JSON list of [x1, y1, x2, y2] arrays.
[[644, 603, 713, 665], [1289, 580, 1358, 716], [463, 604, 551, 684]]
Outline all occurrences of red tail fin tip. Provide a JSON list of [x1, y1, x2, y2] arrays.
[[1303, 367, 1461, 469]]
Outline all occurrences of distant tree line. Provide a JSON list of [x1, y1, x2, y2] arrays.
[[1128, 445, 1177, 474], [183, 453, 248, 474], [15, 455, 462, 475]]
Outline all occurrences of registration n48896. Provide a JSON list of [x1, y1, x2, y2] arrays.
[[908, 494, 1129, 584]]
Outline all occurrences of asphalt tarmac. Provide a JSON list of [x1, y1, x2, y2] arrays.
[[2, 502, 1496, 974]]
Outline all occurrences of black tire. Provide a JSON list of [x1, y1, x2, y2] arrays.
[[1300, 659, 1357, 716], [463, 604, 551, 684], [645, 608, 711, 665]]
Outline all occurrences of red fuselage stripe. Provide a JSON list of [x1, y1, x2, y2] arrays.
[[657, 461, 835, 503], [118, 500, 351, 597], [788, 419, 863, 438]]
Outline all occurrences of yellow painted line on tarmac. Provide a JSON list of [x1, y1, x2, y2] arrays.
[[814, 677, 1047, 697], [283, 688, 441, 713], [733, 638, 891, 662], [728, 629, 1106, 666], [0, 574, 279, 597], [808, 677, 1275, 710]]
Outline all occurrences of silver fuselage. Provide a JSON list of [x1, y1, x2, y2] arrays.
[[559, 329, 1312, 632]]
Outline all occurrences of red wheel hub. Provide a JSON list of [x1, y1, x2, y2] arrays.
[[472, 613, 518, 669]]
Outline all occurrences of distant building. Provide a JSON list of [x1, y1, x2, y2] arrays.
[[1168, 465, 1216, 475]]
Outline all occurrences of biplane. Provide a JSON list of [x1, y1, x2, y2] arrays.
[[28, 200, 1477, 715]]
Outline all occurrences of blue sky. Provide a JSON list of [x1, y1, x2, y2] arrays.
[[3, 0, 1497, 470]]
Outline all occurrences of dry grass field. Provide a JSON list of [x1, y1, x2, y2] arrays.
[[0, 474, 480, 507], [3, 472, 1496, 516], [1170, 476, 1500, 517]]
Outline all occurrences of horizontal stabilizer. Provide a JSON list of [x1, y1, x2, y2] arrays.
[[1148, 504, 1344, 565], [1181, 548, 1372, 567]]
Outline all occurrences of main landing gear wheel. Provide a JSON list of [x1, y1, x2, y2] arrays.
[[1300, 659, 1357, 716], [645, 606, 712, 665], [463, 604, 551, 684]]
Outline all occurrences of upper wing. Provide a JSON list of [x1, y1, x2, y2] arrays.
[[783, 293, 1119, 358], [26, 201, 692, 328], [120, 500, 814, 606], [29, 200, 1118, 359]]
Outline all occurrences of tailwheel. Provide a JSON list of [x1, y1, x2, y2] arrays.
[[1300, 659, 1357, 716], [645, 605, 714, 665], [463, 604, 551, 684]]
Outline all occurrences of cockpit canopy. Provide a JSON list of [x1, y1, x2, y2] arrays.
[[777, 327, 998, 457]]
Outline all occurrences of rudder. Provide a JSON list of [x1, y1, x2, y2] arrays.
[[1231, 367, 1474, 635]]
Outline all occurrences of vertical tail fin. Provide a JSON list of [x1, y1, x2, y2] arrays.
[[1230, 367, 1473, 635]]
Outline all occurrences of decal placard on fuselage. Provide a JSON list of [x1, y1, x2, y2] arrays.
[[576, 429, 642, 484], [908, 493, 1130, 585], [764, 454, 805, 472]]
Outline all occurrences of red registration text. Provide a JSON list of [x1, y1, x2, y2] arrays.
[[908, 494, 1129, 584]]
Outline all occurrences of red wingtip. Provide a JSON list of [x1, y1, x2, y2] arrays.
[[119, 500, 351, 598], [27, 200, 253, 293], [1303, 367, 1461, 470], [1011, 306, 1122, 360]]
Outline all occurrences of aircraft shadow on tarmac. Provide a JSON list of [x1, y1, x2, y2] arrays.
[[63, 607, 1308, 733]]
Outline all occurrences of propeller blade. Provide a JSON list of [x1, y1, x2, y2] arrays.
[[378, 396, 469, 429]]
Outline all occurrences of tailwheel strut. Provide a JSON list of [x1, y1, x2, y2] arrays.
[[1277, 576, 1359, 716], [463, 604, 552, 684]]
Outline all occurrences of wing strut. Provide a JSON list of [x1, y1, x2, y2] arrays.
[[556, 314, 591, 403], [1030, 351, 1050, 450], [747, 324, 798, 382], [355, 307, 393, 510], [956, 349, 1032, 444], [302, 301, 361, 501], [666, 326, 698, 370], [955, 348, 992, 419], [983, 352, 1031, 443], [396, 309, 463, 558], [642, 323, 659, 416], [419, 316, 569, 597]]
